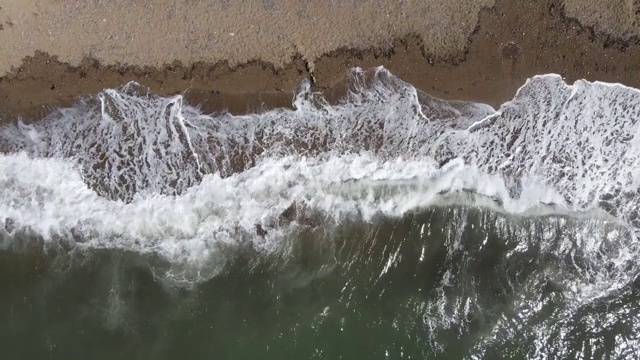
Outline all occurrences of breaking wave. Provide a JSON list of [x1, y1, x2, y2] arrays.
[[1, 67, 640, 358]]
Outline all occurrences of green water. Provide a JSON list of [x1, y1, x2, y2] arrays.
[[1, 207, 638, 359]]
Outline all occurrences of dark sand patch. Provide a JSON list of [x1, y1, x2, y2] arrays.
[[1, 0, 640, 122]]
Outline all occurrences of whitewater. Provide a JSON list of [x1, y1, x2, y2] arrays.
[[1, 67, 640, 359]]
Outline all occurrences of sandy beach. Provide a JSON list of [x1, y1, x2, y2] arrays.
[[1, 0, 640, 119]]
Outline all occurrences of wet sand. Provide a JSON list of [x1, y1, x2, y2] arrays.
[[1, 0, 640, 120]]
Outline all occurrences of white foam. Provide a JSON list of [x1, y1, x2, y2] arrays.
[[0, 151, 564, 265], [0, 68, 493, 202], [1, 68, 639, 295]]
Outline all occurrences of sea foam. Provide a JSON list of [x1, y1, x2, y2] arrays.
[[0, 67, 639, 291]]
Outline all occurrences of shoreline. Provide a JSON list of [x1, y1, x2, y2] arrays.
[[2, 0, 640, 121]]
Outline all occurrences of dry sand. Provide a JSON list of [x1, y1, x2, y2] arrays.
[[0, 0, 494, 74], [1, 0, 640, 119], [564, 0, 640, 39]]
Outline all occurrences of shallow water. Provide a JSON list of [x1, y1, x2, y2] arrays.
[[1, 67, 640, 358]]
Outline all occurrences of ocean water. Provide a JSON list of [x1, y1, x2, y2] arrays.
[[1, 67, 640, 359]]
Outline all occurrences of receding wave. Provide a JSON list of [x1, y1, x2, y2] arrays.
[[1, 67, 639, 358]]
